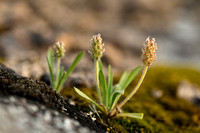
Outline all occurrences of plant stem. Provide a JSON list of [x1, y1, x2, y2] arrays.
[[118, 65, 148, 108], [57, 71, 66, 93], [110, 65, 148, 116], [55, 58, 61, 90], [95, 60, 103, 104]]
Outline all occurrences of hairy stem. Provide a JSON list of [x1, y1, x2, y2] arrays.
[[95, 60, 102, 104]]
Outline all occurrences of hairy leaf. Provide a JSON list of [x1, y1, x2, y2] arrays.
[[98, 60, 103, 71], [110, 86, 124, 110], [99, 69, 107, 106], [116, 113, 143, 119], [59, 66, 64, 81], [74, 87, 104, 112], [110, 66, 142, 110], [47, 49, 55, 88], [122, 65, 142, 91]]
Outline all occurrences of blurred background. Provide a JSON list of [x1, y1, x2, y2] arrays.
[[1, 0, 200, 132], [0, 0, 200, 79]]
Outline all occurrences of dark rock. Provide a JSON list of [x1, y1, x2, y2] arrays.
[[40, 73, 51, 86], [0, 63, 105, 133]]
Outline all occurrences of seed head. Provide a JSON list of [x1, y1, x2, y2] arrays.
[[141, 37, 158, 66], [89, 33, 105, 60], [53, 41, 65, 58]]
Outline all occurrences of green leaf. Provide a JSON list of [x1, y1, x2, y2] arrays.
[[110, 87, 124, 110], [107, 65, 113, 108], [67, 52, 84, 76], [118, 71, 130, 90], [110, 71, 129, 108], [110, 66, 142, 110], [59, 66, 64, 81], [47, 49, 54, 67], [61, 52, 84, 86], [56, 71, 67, 92], [47, 49, 55, 88], [116, 113, 144, 119], [98, 60, 103, 71], [74, 87, 104, 112], [99, 69, 107, 106], [122, 66, 142, 90]]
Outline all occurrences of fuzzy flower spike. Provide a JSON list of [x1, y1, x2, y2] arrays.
[[114, 36, 158, 115], [54, 41, 65, 58], [89, 33, 105, 104], [47, 41, 84, 92], [141, 37, 157, 66], [89, 33, 105, 61], [53, 41, 65, 91]]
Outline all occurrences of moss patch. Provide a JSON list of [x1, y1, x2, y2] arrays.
[[62, 65, 200, 132]]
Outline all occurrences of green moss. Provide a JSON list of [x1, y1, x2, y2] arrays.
[[62, 65, 200, 132]]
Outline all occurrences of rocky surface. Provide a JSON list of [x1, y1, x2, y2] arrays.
[[0, 63, 105, 133], [0, 96, 96, 133], [0, 0, 200, 81]]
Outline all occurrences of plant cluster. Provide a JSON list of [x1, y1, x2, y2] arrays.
[[47, 34, 157, 119], [75, 34, 158, 119], [46, 41, 84, 93]]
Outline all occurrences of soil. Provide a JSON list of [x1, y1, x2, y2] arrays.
[[0, 63, 105, 133]]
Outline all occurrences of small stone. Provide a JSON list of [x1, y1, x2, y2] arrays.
[[44, 111, 52, 123], [69, 100, 75, 106], [177, 80, 200, 105], [21, 98, 27, 104], [152, 89, 163, 98], [9, 96, 16, 103], [27, 104, 38, 113], [41, 105, 46, 110], [53, 111, 59, 116]]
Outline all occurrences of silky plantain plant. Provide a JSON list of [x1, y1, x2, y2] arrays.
[[75, 34, 157, 119], [47, 41, 84, 93]]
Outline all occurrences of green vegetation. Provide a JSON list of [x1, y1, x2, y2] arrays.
[[47, 42, 84, 93], [75, 34, 158, 119], [62, 66, 200, 132]]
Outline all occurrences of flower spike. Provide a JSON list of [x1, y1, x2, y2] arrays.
[[89, 33, 105, 61], [141, 37, 158, 66], [54, 41, 65, 58]]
